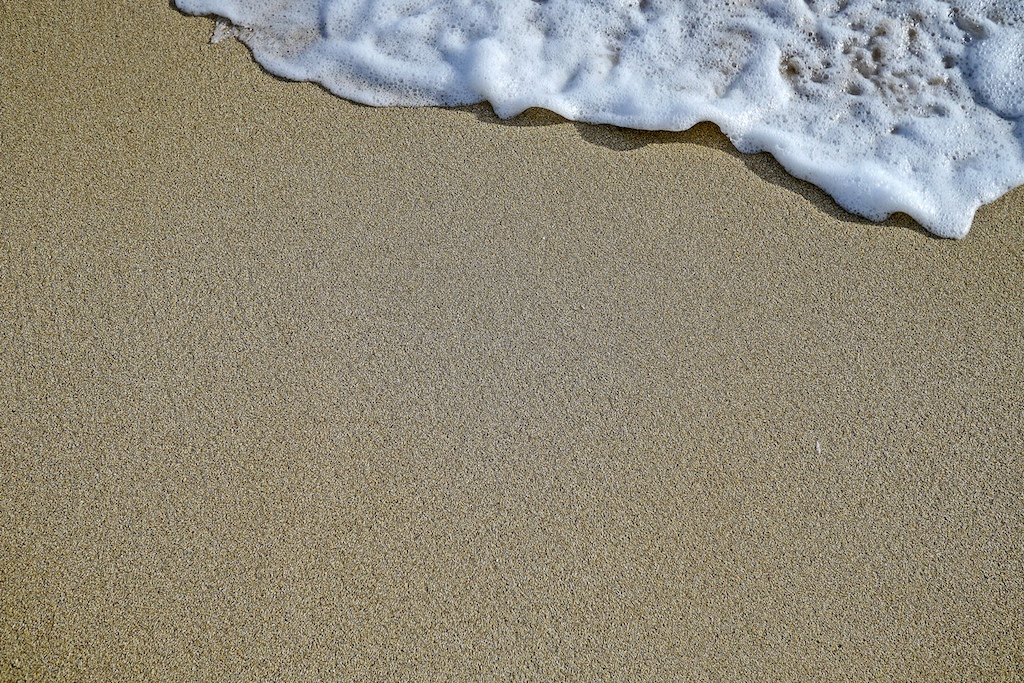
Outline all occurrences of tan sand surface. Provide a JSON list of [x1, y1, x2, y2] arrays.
[[2, 2, 1022, 680]]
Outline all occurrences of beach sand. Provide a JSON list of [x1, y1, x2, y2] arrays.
[[2, 2, 1023, 680]]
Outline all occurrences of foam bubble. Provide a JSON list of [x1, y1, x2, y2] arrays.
[[176, 0, 1024, 237]]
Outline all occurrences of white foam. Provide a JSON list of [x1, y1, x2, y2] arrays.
[[176, 0, 1024, 237]]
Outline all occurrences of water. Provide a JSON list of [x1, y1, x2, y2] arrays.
[[176, 0, 1024, 237]]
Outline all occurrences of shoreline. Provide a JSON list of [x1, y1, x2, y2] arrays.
[[2, 3, 1022, 680]]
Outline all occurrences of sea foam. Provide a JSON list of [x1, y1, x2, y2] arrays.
[[175, 0, 1024, 237]]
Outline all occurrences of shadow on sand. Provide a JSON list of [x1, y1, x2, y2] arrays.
[[463, 103, 938, 239]]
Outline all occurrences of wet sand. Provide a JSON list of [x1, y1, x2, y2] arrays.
[[2, 2, 1022, 680]]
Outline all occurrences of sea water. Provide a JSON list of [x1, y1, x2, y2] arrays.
[[175, 0, 1024, 237]]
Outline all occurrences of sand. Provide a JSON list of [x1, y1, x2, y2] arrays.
[[2, 2, 1022, 681]]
